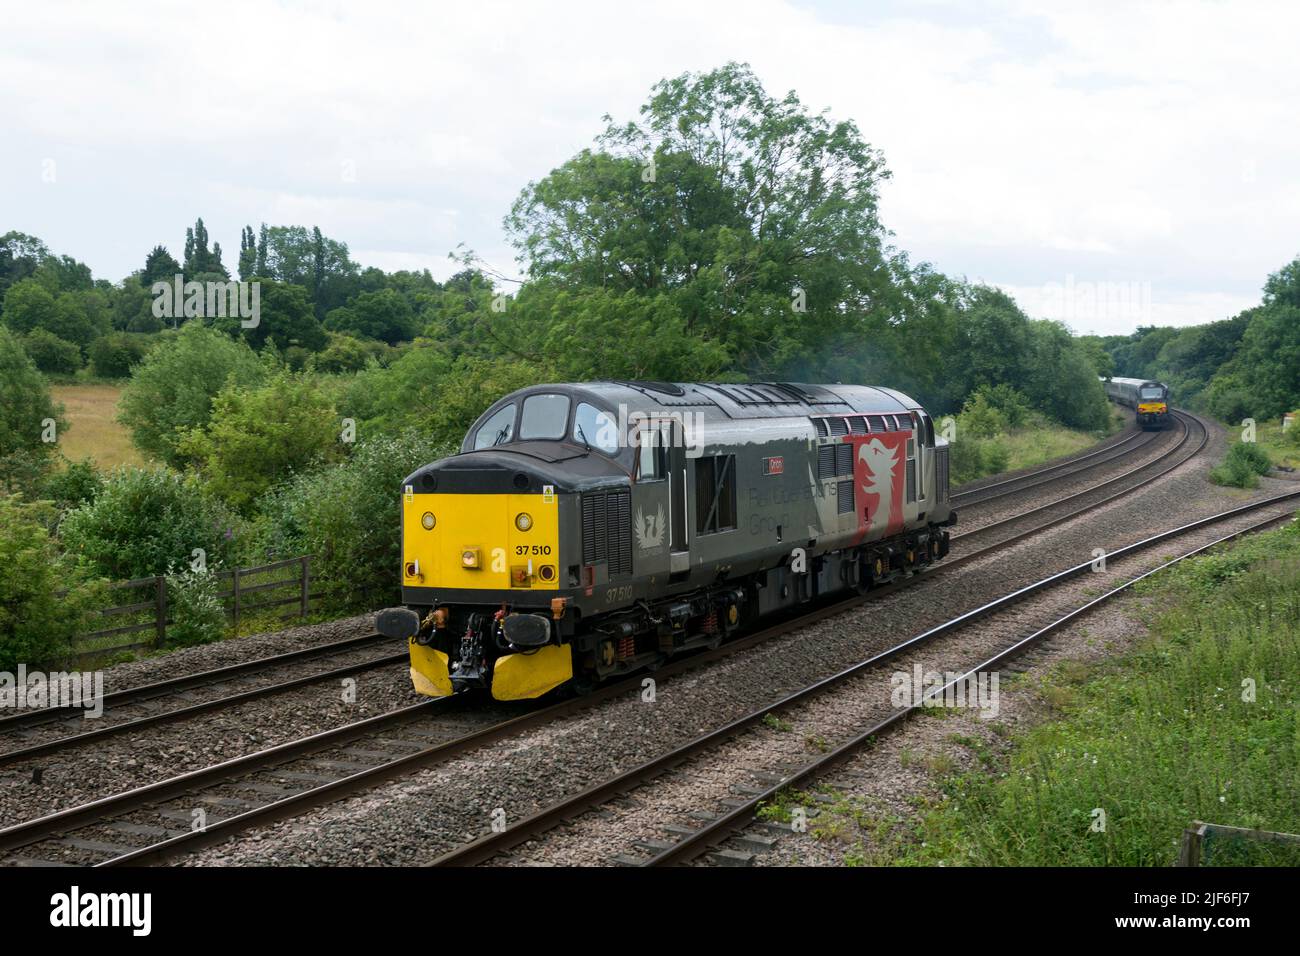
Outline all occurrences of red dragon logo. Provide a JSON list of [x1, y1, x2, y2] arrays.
[[844, 430, 909, 543]]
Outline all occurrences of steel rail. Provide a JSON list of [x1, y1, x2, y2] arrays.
[[431, 484, 1299, 866]]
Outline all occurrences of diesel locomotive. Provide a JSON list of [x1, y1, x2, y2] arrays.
[[376, 381, 956, 701], [1103, 376, 1170, 429]]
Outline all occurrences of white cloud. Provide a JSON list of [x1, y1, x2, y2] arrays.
[[1, 0, 1296, 333]]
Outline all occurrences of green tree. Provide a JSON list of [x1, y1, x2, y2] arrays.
[[211, 278, 327, 352], [22, 328, 82, 374], [310, 332, 373, 373], [142, 245, 181, 286], [59, 467, 237, 580], [89, 332, 153, 378], [260, 225, 359, 317], [505, 62, 897, 381], [0, 231, 49, 298], [180, 370, 344, 512], [0, 496, 102, 671], [183, 217, 228, 278], [237, 226, 257, 281], [324, 288, 416, 344], [255, 431, 452, 611], [0, 327, 65, 492], [118, 322, 265, 466]]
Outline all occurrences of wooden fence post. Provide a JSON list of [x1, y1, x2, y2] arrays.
[[300, 556, 310, 619], [232, 567, 241, 633], [154, 576, 166, 648]]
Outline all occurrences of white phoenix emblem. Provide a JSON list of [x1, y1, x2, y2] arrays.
[[858, 439, 901, 526], [634, 504, 667, 551]]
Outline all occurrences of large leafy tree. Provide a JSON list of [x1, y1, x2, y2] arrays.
[[505, 62, 899, 380], [0, 231, 49, 298], [118, 322, 266, 466], [260, 225, 359, 317], [324, 288, 416, 345], [179, 369, 344, 513]]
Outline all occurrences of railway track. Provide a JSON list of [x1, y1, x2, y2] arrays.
[[0, 632, 407, 766], [951, 416, 1154, 507], [0, 409, 1176, 771], [948, 410, 1203, 559], [430, 488, 1300, 867], [0, 409, 1211, 866]]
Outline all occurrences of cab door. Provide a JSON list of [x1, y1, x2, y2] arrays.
[[631, 420, 675, 580]]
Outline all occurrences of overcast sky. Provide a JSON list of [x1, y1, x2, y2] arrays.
[[2, 0, 1297, 336]]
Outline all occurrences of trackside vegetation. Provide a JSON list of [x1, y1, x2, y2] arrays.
[[893, 519, 1300, 866], [3, 62, 1298, 667]]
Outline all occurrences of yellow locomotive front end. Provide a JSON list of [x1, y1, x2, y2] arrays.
[[394, 482, 574, 701]]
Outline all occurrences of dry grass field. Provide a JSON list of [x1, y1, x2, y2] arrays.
[[50, 383, 149, 470]]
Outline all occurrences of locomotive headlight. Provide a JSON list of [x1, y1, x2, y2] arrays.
[[421, 512, 436, 530], [515, 512, 533, 532]]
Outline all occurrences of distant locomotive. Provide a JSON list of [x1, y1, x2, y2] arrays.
[[376, 382, 956, 701], [1103, 376, 1170, 429]]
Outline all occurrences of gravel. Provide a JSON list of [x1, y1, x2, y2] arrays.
[[172, 413, 1296, 867]]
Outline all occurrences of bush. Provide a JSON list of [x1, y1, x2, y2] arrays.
[[0, 496, 103, 671], [1209, 441, 1273, 489], [0, 326, 65, 493], [118, 322, 266, 466], [179, 370, 344, 513], [253, 431, 452, 612], [59, 467, 237, 580], [22, 328, 82, 374], [310, 332, 372, 373], [88, 331, 152, 378], [164, 568, 227, 647], [948, 436, 1010, 485], [40, 459, 104, 511]]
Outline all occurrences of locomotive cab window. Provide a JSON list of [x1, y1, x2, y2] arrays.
[[637, 423, 665, 480], [520, 393, 571, 441], [695, 454, 737, 534], [573, 402, 619, 455], [1140, 386, 1165, 401], [472, 403, 516, 449]]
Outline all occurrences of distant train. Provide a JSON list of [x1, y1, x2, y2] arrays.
[[1103, 376, 1170, 429], [377, 381, 957, 701]]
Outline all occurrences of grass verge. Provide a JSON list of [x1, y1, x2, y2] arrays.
[[891, 516, 1300, 866]]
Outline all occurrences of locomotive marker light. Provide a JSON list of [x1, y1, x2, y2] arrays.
[[421, 511, 436, 530], [462, 548, 481, 569], [515, 512, 533, 531]]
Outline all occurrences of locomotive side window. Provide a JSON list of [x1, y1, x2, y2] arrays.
[[472, 403, 516, 449], [520, 394, 571, 441], [637, 423, 665, 480], [695, 454, 737, 534], [573, 402, 619, 455]]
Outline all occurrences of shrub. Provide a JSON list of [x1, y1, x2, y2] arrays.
[[40, 459, 104, 511], [948, 436, 1010, 485], [0, 326, 65, 493], [164, 568, 227, 647], [310, 332, 372, 373], [118, 322, 266, 466], [179, 370, 345, 513], [59, 467, 238, 580], [253, 431, 452, 612], [0, 496, 103, 671], [1209, 441, 1273, 489], [22, 328, 82, 374], [88, 331, 152, 378]]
